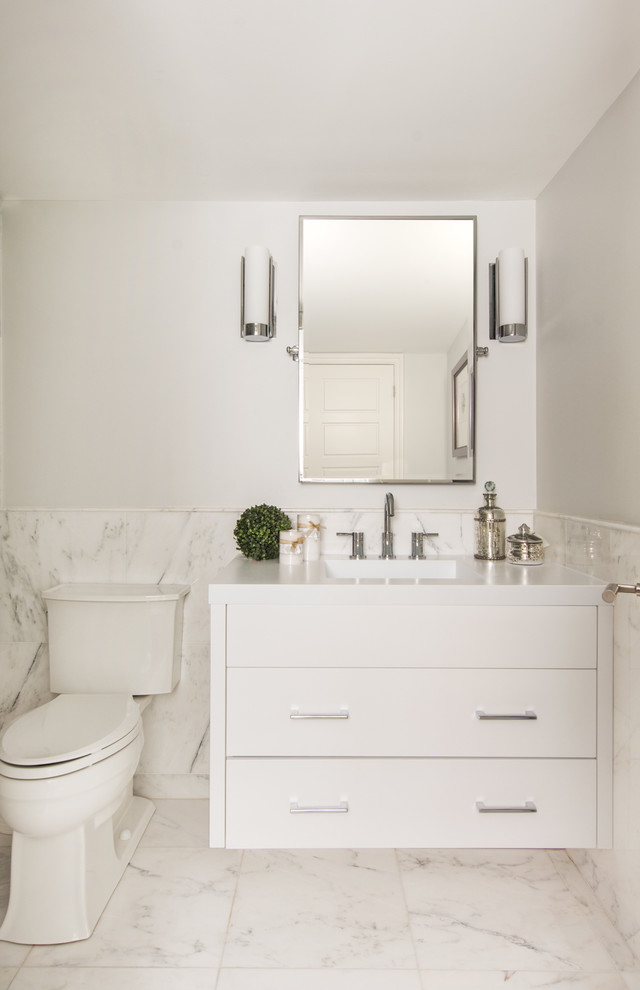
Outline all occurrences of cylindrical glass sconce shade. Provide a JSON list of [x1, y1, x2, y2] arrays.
[[489, 247, 528, 343], [241, 246, 275, 340], [498, 247, 526, 326]]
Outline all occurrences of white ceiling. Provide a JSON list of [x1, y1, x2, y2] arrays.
[[1, 0, 639, 202]]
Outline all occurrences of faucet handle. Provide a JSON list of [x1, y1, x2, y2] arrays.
[[337, 532, 365, 559], [410, 531, 439, 559]]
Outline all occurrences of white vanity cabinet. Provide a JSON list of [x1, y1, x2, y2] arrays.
[[209, 559, 613, 850]]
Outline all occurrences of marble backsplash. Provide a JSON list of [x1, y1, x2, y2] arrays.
[[0, 505, 533, 802], [535, 510, 640, 959]]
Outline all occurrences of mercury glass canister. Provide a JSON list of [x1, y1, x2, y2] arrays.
[[474, 481, 506, 560]]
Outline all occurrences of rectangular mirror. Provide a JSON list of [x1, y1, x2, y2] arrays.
[[298, 216, 477, 483]]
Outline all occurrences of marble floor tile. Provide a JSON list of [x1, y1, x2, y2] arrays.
[[0, 940, 30, 969], [216, 970, 423, 989], [1, 798, 636, 988], [0, 849, 32, 968], [420, 974, 631, 989], [139, 799, 209, 848], [223, 849, 417, 969], [25, 848, 241, 969], [399, 850, 621, 973], [8, 969, 219, 989], [549, 850, 637, 971]]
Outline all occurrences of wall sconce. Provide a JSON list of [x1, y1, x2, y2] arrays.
[[241, 246, 276, 341], [489, 247, 528, 342]]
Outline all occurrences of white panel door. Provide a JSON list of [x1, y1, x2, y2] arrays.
[[304, 360, 397, 478]]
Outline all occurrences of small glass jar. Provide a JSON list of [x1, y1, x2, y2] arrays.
[[474, 481, 506, 560], [507, 523, 544, 565], [279, 529, 304, 565]]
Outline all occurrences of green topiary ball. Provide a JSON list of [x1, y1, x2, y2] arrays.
[[233, 503, 292, 561]]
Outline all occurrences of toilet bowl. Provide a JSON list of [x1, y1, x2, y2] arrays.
[[0, 694, 153, 944], [0, 582, 189, 945]]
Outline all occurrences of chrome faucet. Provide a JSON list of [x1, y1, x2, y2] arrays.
[[380, 492, 395, 559]]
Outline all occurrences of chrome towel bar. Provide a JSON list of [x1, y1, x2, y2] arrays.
[[602, 582, 640, 603]]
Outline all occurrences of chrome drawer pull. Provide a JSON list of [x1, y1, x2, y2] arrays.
[[290, 801, 349, 814], [476, 800, 537, 814], [290, 707, 349, 720], [475, 709, 537, 720]]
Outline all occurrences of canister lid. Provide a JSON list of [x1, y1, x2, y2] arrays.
[[507, 523, 543, 546]]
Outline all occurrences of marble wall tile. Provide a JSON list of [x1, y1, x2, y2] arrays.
[[124, 510, 238, 646], [0, 509, 226, 795], [534, 512, 566, 564], [565, 519, 614, 577], [0, 643, 52, 727], [137, 643, 209, 775], [133, 772, 210, 800], [0, 511, 126, 641]]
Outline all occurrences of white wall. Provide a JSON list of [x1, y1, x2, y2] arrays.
[[2, 199, 536, 511], [537, 70, 640, 526], [536, 69, 640, 954], [403, 353, 447, 478]]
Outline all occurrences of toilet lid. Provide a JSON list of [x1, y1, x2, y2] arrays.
[[0, 695, 141, 766]]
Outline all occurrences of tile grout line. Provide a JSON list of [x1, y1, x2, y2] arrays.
[[394, 848, 425, 989], [214, 847, 245, 989]]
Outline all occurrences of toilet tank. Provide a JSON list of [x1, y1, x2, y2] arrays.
[[42, 584, 190, 695]]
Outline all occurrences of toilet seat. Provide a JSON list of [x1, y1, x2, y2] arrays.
[[0, 724, 141, 780], [0, 695, 141, 779]]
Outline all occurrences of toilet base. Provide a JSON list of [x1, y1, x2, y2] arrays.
[[0, 793, 154, 944]]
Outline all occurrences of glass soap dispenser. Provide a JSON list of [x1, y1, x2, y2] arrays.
[[474, 481, 506, 560]]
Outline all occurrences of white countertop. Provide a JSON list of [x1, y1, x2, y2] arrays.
[[209, 555, 609, 606]]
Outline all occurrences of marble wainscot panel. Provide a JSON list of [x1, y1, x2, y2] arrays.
[[0, 510, 238, 804], [123, 510, 238, 798], [0, 511, 127, 734], [535, 511, 640, 963]]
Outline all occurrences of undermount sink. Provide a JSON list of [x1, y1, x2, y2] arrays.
[[323, 557, 479, 581]]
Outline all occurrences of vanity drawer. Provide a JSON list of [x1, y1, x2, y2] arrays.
[[225, 757, 597, 849], [226, 605, 597, 669], [227, 667, 596, 758]]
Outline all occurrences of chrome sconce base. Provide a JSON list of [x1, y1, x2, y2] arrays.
[[494, 321, 527, 343], [242, 322, 272, 341]]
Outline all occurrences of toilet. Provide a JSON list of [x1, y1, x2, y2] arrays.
[[0, 582, 189, 945]]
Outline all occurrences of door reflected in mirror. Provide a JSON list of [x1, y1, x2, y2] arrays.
[[299, 216, 476, 484]]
